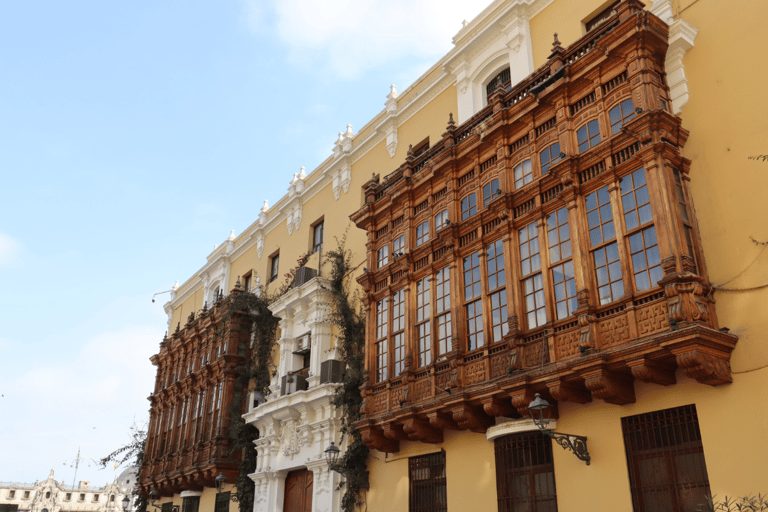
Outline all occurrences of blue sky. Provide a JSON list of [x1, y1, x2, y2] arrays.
[[0, 0, 485, 484]]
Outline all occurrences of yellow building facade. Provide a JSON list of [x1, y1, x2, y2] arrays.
[[141, 0, 768, 511]]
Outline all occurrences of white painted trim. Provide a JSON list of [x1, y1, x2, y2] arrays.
[[486, 417, 557, 440], [179, 491, 202, 498], [665, 19, 698, 115]]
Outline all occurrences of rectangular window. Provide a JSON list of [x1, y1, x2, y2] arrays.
[[610, 98, 636, 135], [673, 169, 697, 271], [393, 235, 406, 258], [392, 290, 406, 377], [214, 493, 230, 512], [93, 495, 99, 502], [494, 432, 558, 512], [11, 491, 17, 499], [409, 451, 447, 512], [461, 193, 477, 220], [547, 207, 577, 320], [312, 221, 324, 253], [514, 159, 533, 189], [586, 185, 623, 304], [483, 178, 501, 207], [486, 240, 508, 342], [435, 267, 452, 356], [377, 245, 389, 268], [416, 277, 432, 367], [463, 251, 484, 350], [376, 298, 389, 382], [520, 222, 546, 328], [243, 272, 252, 293], [269, 253, 280, 283], [621, 169, 661, 291], [78, 494, 84, 502], [181, 497, 200, 512], [435, 210, 449, 231], [622, 405, 711, 512], [539, 143, 561, 174], [417, 221, 430, 246]]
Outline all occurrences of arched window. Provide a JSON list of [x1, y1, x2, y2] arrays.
[[486, 67, 511, 100], [577, 119, 602, 153]]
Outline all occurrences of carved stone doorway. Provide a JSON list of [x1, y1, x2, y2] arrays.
[[284, 468, 313, 512]]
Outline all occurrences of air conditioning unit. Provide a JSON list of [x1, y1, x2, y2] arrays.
[[296, 333, 311, 353], [280, 374, 309, 396], [320, 359, 346, 384], [294, 266, 317, 287]]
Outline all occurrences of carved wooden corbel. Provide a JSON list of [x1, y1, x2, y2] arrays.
[[428, 411, 459, 431], [547, 379, 591, 404], [583, 368, 636, 405], [482, 396, 517, 418], [510, 388, 537, 417], [627, 357, 676, 386], [403, 419, 444, 444], [659, 255, 711, 326], [383, 422, 408, 441], [675, 350, 732, 386], [451, 405, 494, 433], [360, 426, 399, 453]]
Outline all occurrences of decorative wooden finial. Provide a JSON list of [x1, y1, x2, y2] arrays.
[[553, 32, 561, 50], [447, 113, 455, 128]]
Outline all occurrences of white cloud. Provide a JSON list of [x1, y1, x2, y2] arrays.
[[2, 326, 159, 482], [0, 233, 22, 268], [268, 0, 486, 79]]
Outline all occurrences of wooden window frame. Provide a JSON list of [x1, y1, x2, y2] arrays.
[[539, 143, 562, 174], [461, 193, 477, 220], [311, 219, 324, 254], [514, 159, 533, 189], [416, 221, 430, 246], [547, 207, 577, 320], [609, 98, 636, 135], [577, 119, 602, 153], [483, 178, 501, 208]]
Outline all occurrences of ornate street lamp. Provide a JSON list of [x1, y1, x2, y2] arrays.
[[528, 393, 591, 465], [121, 496, 130, 512], [214, 473, 238, 502], [324, 442, 341, 470]]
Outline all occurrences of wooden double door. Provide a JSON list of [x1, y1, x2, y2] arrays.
[[284, 468, 313, 512]]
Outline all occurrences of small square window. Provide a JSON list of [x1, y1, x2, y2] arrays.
[[24, 492, 30, 499], [79, 494, 85, 502], [9, 491, 16, 498], [269, 253, 280, 283], [93, 494, 100, 502]]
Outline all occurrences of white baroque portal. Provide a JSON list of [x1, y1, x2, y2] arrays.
[[243, 276, 346, 512]]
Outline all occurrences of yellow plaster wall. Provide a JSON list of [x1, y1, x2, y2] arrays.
[[365, 430, 497, 512], [157, 485, 239, 512], [391, 87, 458, 164], [170, 287, 205, 330], [673, 0, 768, 371]]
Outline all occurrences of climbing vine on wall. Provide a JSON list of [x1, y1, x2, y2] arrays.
[[325, 239, 369, 512]]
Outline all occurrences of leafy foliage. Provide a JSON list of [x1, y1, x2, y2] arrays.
[[697, 494, 768, 512], [326, 238, 369, 512], [217, 289, 280, 512], [99, 423, 148, 512]]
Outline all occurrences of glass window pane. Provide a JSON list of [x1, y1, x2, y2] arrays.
[[603, 221, 616, 241]]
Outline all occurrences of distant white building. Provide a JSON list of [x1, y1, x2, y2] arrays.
[[0, 468, 136, 512]]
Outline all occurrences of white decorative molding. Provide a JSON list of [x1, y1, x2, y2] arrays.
[[444, 0, 550, 123], [486, 417, 557, 440], [665, 19, 698, 114], [256, 234, 264, 259], [650, 0, 674, 24]]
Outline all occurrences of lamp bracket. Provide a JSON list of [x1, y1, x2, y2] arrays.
[[542, 429, 590, 465]]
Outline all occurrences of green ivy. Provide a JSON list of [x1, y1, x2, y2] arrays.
[[218, 290, 280, 512], [326, 239, 369, 512]]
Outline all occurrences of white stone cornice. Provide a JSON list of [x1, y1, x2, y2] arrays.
[[486, 417, 557, 440]]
